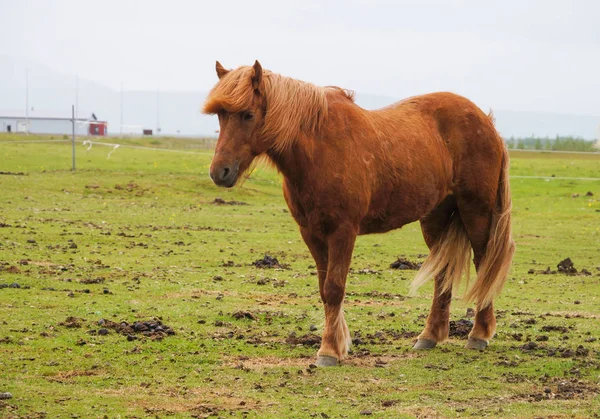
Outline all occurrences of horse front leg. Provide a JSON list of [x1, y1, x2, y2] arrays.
[[300, 227, 328, 303], [315, 224, 357, 367]]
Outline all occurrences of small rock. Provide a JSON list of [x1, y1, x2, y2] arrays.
[[309, 324, 318, 332], [69, 242, 78, 249], [0, 392, 13, 400], [585, 191, 593, 196], [360, 410, 373, 416], [9, 282, 20, 289], [98, 328, 109, 336]]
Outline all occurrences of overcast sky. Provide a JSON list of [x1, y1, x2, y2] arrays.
[[1, 0, 599, 115]]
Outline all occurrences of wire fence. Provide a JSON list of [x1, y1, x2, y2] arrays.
[[2, 136, 599, 181]]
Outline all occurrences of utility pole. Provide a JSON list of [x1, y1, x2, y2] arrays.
[[75, 75, 79, 119], [156, 88, 160, 134], [71, 105, 76, 171], [25, 69, 29, 132], [120, 82, 124, 135]]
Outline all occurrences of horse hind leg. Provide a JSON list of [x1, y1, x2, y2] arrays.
[[413, 197, 471, 349], [453, 205, 496, 349], [455, 139, 515, 350]]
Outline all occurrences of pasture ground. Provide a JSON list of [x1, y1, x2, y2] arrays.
[[1, 134, 599, 418]]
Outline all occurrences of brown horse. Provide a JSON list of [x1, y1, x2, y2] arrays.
[[203, 61, 515, 366]]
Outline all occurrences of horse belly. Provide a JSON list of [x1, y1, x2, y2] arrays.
[[359, 183, 448, 235]]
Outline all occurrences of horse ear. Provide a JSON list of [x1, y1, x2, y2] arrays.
[[216, 61, 229, 79], [251, 60, 263, 92]]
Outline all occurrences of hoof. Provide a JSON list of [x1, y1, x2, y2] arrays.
[[413, 339, 437, 350], [466, 337, 488, 350], [315, 355, 339, 367]]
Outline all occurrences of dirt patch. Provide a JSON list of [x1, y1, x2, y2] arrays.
[[529, 258, 591, 276], [541, 325, 570, 334], [94, 318, 175, 340], [557, 257, 577, 274], [1, 265, 21, 274], [285, 332, 321, 347], [351, 268, 381, 275], [222, 355, 312, 369], [222, 353, 416, 369], [252, 254, 289, 269], [114, 182, 143, 192], [212, 197, 248, 205], [525, 377, 599, 402], [351, 329, 418, 345], [255, 277, 288, 287], [546, 345, 590, 358], [390, 257, 422, 270], [59, 316, 85, 328], [130, 391, 259, 419], [359, 290, 405, 300], [46, 369, 101, 383], [232, 311, 257, 321], [79, 277, 105, 284], [449, 319, 473, 338], [0, 171, 25, 175], [0, 282, 26, 289]]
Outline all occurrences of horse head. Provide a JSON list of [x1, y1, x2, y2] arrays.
[[203, 60, 269, 187]]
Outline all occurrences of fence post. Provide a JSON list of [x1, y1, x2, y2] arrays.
[[72, 105, 76, 172]]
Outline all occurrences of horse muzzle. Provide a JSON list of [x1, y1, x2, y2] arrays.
[[210, 162, 239, 188]]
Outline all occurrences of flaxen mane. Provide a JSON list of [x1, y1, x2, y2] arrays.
[[203, 66, 354, 152]]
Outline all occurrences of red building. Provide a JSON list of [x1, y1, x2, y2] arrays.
[[88, 121, 107, 136]]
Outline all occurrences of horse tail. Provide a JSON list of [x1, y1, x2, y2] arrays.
[[410, 212, 472, 298], [464, 145, 515, 307], [410, 145, 515, 307]]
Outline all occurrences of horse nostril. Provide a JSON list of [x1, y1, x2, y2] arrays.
[[221, 167, 230, 180]]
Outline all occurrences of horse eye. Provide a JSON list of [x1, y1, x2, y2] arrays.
[[242, 112, 254, 121]]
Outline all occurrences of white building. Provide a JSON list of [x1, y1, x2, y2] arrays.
[[0, 116, 107, 136]]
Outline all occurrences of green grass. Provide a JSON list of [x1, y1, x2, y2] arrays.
[[1, 134, 599, 418]]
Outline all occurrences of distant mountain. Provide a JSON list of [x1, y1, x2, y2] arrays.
[[0, 55, 217, 136], [0, 56, 598, 139]]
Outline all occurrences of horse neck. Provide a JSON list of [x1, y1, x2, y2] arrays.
[[265, 92, 364, 187], [266, 135, 314, 188]]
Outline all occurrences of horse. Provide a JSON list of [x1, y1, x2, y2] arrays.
[[203, 60, 515, 366]]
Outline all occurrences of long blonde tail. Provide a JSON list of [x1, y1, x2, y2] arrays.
[[464, 147, 515, 307], [410, 212, 472, 297], [411, 146, 515, 307]]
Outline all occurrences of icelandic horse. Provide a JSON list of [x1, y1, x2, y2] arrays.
[[203, 61, 515, 366]]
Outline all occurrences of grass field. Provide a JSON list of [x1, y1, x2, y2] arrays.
[[1, 134, 599, 418]]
